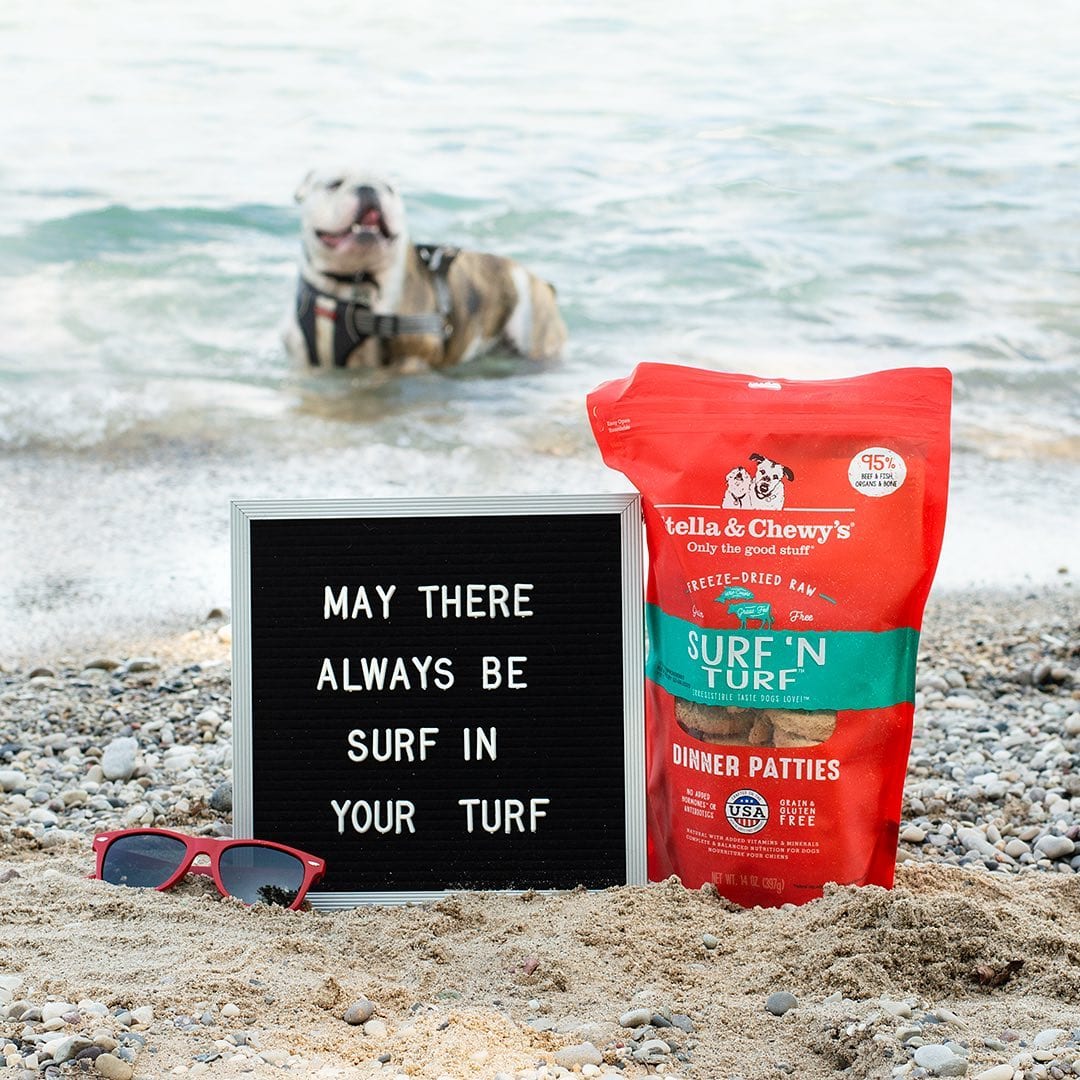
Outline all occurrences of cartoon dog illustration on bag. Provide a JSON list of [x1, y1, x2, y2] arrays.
[[723, 453, 795, 509]]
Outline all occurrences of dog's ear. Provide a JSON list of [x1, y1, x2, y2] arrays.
[[294, 170, 317, 204], [783, 465, 795, 482], [749, 452, 765, 463]]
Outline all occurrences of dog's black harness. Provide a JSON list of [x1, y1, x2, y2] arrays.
[[296, 245, 459, 368]]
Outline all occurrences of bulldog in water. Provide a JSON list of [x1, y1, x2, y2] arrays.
[[284, 170, 567, 371]]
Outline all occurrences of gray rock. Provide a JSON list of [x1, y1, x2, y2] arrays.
[[553, 1042, 603, 1069], [765, 991, 798, 1016], [124, 658, 160, 674], [101, 738, 139, 782], [0, 769, 28, 792], [209, 782, 232, 814], [619, 1007, 652, 1028], [48, 1036, 94, 1063], [956, 827, 996, 858], [633, 1039, 671, 1064], [1034, 835, 1075, 860], [343, 1000, 375, 1025], [913, 1043, 968, 1076], [702, 933, 720, 949], [94, 1053, 134, 1080]]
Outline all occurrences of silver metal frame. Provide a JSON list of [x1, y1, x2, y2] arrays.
[[230, 494, 645, 909]]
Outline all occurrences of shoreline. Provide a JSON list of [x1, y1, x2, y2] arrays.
[[1, 583, 1077, 1078]]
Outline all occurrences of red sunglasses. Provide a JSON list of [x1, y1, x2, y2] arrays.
[[91, 829, 325, 910]]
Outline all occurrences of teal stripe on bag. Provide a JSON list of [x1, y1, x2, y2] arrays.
[[645, 604, 919, 712]]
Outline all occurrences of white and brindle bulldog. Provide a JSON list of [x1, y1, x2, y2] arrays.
[[284, 170, 567, 371]]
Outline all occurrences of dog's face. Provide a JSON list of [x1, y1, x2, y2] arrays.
[[749, 454, 794, 501], [725, 467, 752, 498], [295, 169, 406, 279]]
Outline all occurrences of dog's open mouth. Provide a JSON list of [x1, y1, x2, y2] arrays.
[[316, 208, 393, 248]]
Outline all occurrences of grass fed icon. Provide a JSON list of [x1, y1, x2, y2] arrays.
[[716, 585, 774, 630]]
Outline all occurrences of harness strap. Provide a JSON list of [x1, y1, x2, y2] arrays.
[[296, 245, 459, 368]]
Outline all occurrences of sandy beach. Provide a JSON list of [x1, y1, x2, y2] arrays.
[[1, 584, 1077, 1080]]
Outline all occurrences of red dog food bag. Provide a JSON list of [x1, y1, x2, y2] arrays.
[[588, 364, 951, 907]]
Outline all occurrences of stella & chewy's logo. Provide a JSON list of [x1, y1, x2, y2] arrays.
[[658, 448, 856, 554], [725, 789, 769, 834]]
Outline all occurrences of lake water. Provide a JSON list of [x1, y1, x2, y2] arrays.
[[2, 2, 1078, 659]]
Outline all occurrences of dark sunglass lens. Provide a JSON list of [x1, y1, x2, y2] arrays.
[[218, 846, 305, 906], [101, 834, 187, 889]]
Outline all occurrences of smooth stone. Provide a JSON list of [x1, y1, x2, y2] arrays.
[[619, 1008, 652, 1028], [124, 658, 160, 673], [0, 770, 28, 792], [632, 1039, 671, 1064], [972, 1067, 1014, 1080], [956, 828, 996, 858], [701, 933, 720, 950], [220, 1004, 240, 1019], [95, 1053, 134, 1080], [1034, 835, 1075, 860], [101, 738, 139, 782], [128, 1005, 153, 1026], [913, 1043, 967, 1075], [46, 1036, 94, 1063], [28, 667, 55, 679], [84, 658, 121, 671], [880, 1000, 914, 1018], [343, 1000, 375, 1025], [1032, 1028, 1067, 1049], [553, 1043, 603, 1069], [765, 991, 798, 1016], [363, 1019, 387, 1037], [209, 782, 232, 814], [41, 1002, 76, 1023], [901, 825, 927, 843]]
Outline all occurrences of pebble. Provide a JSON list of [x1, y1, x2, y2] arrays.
[[553, 1043, 603, 1068], [47, 1035, 94, 1063], [40, 1002, 75, 1023], [100, 738, 139, 782], [343, 1000, 375, 1025], [124, 657, 160, 674], [765, 992, 798, 1016], [0, 769, 27, 792], [129, 1005, 154, 1026], [363, 1019, 388, 1038], [913, 1043, 968, 1075], [209, 782, 232, 814], [633, 1039, 672, 1065], [94, 1055, 134, 1080], [1034, 835, 1076, 860], [701, 933, 720, 950], [619, 1008, 653, 1028], [972, 1067, 1014, 1080]]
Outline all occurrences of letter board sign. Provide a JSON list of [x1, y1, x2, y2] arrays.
[[230, 495, 645, 908]]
